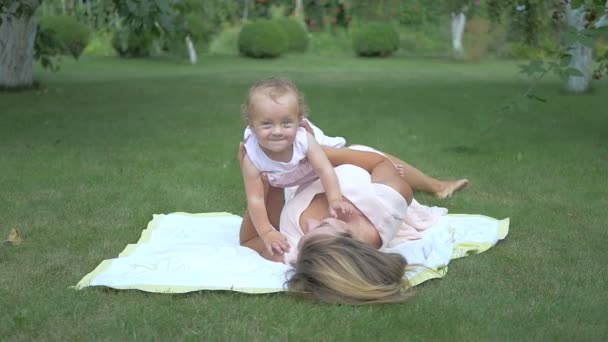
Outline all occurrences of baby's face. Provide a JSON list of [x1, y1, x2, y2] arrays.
[[248, 92, 300, 158]]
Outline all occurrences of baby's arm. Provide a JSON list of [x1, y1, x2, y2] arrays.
[[241, 154, 290, 256], [305, 133, 354, 219]]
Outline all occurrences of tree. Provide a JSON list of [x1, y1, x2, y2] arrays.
[[0, 1, 41, 88], [489, 0, 608, 93], [447, 0, 471, 59], [1, 0, 178, 89], [562, 0, 608, 92]]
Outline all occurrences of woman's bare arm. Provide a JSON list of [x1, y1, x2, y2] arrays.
[[322, 146, 413, 204], [322, 146, 386, 172]]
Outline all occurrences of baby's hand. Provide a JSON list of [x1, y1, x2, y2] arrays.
[[261, 230, 290, 256], [329, 199, 354, 221]]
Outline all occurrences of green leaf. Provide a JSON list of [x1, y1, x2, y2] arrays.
[[570, 0, 585, 9], [563, 28, 580, 46], [526, 94, 547, 103], [592, 26, 608, 39], [126, 0, 137, 14], [566, 68, 585, 77], [157, 13, 174, 33], [155, 0, 171, 13], [578, 33, 596, 47], [554, 68, 569, 81], [560, 54, 572, 67], [519, 59, 547, 77]]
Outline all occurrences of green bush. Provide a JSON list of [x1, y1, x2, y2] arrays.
[[238, 20, 288, 58], [274, 18, 309, 53], [396, 22, 451, 57], [464, 18, 491, 62], [308, 28, 353, 57], [596, 38, 608, 59], [111, 27, 154, 58], [38, 15, 90, 59], [161, 14, 213, 59], [397, 0, 442, 27], [83, 32, 115, 56], [503, 42, 546, 60], [185, 13, 218, 49], [209, 26, 241, 55], [352, 22, 399, 57], [399, 30, 449, 56], [486, 23, 508, 57]]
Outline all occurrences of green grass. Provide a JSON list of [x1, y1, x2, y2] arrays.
[[1, 54, 607, 341]]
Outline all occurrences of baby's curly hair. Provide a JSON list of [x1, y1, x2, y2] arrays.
[[241, 77, 310, 121]]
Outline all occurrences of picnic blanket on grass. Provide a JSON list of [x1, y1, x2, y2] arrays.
[[74, 212, 509, 293]]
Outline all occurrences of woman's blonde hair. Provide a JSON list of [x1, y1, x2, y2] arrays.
[[285, 232, 414, 305], [241, 77, 310, 121]]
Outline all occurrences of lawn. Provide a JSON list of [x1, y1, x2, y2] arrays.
[[1, 54, 607, 341]]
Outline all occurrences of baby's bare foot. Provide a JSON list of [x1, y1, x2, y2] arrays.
[[435, 179, 469, 199]]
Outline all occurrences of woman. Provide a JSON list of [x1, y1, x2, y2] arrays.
[[239, 146, 449, 304]]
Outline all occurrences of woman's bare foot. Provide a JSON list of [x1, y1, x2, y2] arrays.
[[395, 164, 406, 178], [435, 179, 469, 199]]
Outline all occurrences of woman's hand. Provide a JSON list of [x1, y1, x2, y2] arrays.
[[300, 119, 314, 135], [260, 230, 290, 256]]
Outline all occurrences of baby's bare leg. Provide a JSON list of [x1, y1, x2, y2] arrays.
[[239, 184, 285, 262], [383, 152, 469, 199]]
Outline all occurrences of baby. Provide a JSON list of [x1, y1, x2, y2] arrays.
[[240, 78, 354, 257]]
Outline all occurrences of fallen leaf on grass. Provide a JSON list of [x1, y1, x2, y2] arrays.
[[4, 229, 22, 245]]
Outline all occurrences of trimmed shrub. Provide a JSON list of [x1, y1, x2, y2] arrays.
[[274, 18, 309, 53], [352, 22, 399, 57], [38, 15, 90, 59], [111, 27, 154, 58], [238, 20, 288, 58]]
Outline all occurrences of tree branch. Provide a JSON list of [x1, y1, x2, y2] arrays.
[[594, 1, 608, 28]]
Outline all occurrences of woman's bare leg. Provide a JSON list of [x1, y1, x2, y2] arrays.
[[370, 160, 414, 204], [383, 152, 469, 199], [239, 184, 286, 262]]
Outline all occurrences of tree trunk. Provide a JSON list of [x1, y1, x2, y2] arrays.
[[565, 4, 593, 93], [295, 0, 304, 19], [86, 0, 93, 27], [451, 10, 467, 59], [185, 35, 198, 65], [0, 13, 38, 89], [242, 0, 249, 22]]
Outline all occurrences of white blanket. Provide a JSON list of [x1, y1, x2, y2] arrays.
[[74, 212, 509, 293]]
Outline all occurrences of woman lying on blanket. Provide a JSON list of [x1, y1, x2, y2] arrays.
[[240, 146, 449, 305], [239, 78, 465, 304]]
